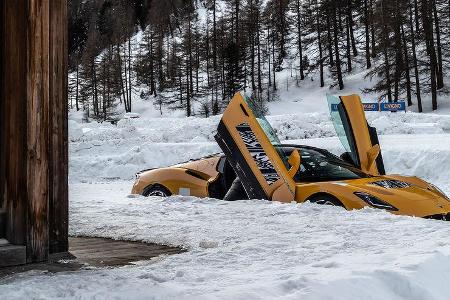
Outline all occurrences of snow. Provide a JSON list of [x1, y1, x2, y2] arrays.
[[123, 112, 141, 119], [3, 181, 450, 299], [269, 62, 450, 116], [5, 93, 450, 299], [268, 64, 377, 115], [69, 109, 450, 182]]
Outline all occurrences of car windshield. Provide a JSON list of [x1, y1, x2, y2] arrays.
[[293, 147, 369, 182]]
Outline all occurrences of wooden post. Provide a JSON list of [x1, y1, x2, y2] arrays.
[[26, 0, 51, 262], [3, 0, 28, 248], [1, 0, 68, 264], [0, 0, 5, 211], [49, 1, 69, 254]]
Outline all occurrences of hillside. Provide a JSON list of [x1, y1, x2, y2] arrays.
[[69, 0, 450, 122]]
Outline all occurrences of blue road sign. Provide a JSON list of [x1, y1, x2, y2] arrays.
[[330, 101, 406, 112], [380, 102, 406, 112], [362, 103, 379, 111]]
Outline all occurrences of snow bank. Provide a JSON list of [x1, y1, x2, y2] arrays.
[[69, 111, 450, 181], [70, 141, 220, 182], [69, 111, 450, 144]]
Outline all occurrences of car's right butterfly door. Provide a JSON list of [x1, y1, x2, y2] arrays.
[[327, 94, 386, 175]]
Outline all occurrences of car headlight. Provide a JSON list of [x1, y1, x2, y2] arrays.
[[429, 184, 449, 200], [354, 192, 398, 211]]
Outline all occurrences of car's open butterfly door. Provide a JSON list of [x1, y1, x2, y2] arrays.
[[214, 93, 297, 202], [327, 94, 385, 175]]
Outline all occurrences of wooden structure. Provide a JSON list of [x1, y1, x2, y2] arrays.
[[1, 237, 185, 277], [68, 237, 184, 267], [0, 1, 68, 266]]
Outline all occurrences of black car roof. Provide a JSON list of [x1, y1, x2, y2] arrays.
[[212, 144, 334, 158], [169, 144, 335, 168]]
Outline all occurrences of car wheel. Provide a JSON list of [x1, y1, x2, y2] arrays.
[[307, 194, 344, 208], [144, 184, 172, 197]]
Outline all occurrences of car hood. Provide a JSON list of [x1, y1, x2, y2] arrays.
[[340, 175, 450, 216]]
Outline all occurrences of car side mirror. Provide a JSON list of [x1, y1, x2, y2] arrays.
[[366, 144, 380, 171], [287, 149, 301, 178]]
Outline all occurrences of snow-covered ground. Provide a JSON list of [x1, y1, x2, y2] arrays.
[[3, 104, 450, 299], [3, 181, 450, 300]]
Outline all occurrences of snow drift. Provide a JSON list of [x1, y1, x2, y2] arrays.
[[69, 111, 450, 182]]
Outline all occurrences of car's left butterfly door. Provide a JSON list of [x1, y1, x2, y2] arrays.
[[214, 92, 296, 202]]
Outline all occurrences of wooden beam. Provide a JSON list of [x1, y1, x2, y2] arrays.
[[0, 244, 26, 267], [0, 210, 5, 237], [0, 0, 4, 211], [3, 0, 28, 247], [49, 1, 69, 254], [26, 0, 51, 263]]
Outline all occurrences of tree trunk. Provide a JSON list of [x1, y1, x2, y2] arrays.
[[272, 26, 276, 91], [370, 0, 376, 58], [381, 0, 392, 101], [256, 7, 262, 95], [364, 0, 371, 68], [149, 32, 156, 96], [267, 26, 271, 87], [346, 16, 352, 72], [414, 0, 420, 34], [326, 12, 334, 66], [409, 0, 422, 112], [332, 6, 344, 90], [75, 62, 80, 111], [213, 0, 217, 71], [347, 0, 357, 56], [432, 0, 443, 89], [296, 0, 304, 80], [127, 36, 132, 112], [393, 5, 403, 102], [317, 7, 324, 87], [249, 0, 256, 91], [92, 61, 99, 116], [401, 25, 412, 106], [186, 68, 191, 116], [421, 0, 438, 110]]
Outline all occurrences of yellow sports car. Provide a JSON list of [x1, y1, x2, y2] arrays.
[[132, 92, 450, 220]]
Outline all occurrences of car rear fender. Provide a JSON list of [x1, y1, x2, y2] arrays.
[[134, 167, 210, 197]]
